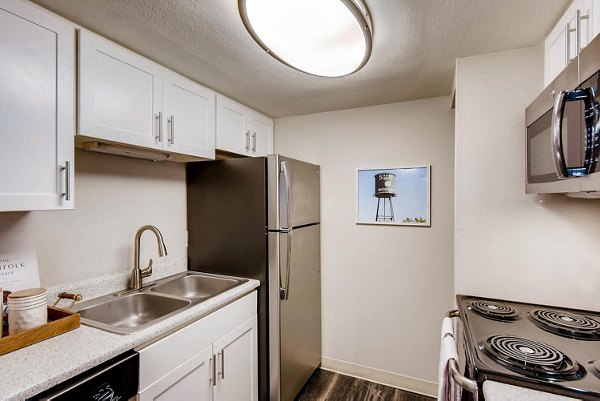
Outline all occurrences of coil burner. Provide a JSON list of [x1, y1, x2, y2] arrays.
[[468, 301, 520, 321], [529, 309, 600, 341], [481, 335, 585, 381]]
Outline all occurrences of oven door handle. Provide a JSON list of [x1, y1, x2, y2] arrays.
[[446, 310, 479, 399], [448, 359, 479, 396]]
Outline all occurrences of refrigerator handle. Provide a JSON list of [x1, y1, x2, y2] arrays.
[[280, 161, 293, 300]]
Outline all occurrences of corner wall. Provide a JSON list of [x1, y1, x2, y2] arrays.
[[455, 45, 600, 310], [274, 96, 455, 388]]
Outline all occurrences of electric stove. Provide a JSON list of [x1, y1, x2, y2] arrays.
[[457, 295, 600, 400]]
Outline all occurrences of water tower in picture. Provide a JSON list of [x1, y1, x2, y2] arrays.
[[374, 173, 396, 222]]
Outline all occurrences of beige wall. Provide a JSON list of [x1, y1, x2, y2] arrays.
[[0, 149, 188, 287], [274, 97, 455, 384], [455, 46, 600, 311]]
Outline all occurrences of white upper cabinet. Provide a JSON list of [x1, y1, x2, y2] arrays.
[[163, 71, 215, 159], [595, 1, 600, 39], [545, 0, 595, 86], [0, 0, 75, 211], [216, 95, 273, 157], [78, 29, 163, 150], [78, 29, 215, 160], [249, 111, 273, 157], [216, 95, 250, 155]]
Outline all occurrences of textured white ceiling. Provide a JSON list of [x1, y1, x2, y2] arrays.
[[33, 0, 569, 117]]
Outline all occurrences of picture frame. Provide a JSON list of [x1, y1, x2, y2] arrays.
[[356, 166, 431, 226]]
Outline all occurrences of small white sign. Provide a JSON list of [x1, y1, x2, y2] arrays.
[[0, 250, 40, 291]]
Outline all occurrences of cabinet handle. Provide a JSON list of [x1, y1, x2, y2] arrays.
[[565, 23, 571, 65], [577, 10, 590, 53], [218, 350, 225, 379], [210, 355, 216, 386], [245, 130, 250, 151], [168, 115, 175, 145], [566, 10, 590, 64], [62, 161, 71, 201], [252, 132, 257, 153], [155, 112, 163, 143]]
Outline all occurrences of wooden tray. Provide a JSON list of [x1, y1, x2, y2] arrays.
[[0, 307, 80, 356]]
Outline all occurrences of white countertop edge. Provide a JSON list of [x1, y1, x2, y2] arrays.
[[483, 380, 582, 401], [0, 279, 260, 401]]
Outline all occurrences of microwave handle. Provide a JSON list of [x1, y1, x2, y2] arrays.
[[582, 88, 600, 174], [552, 90, 569, 179]]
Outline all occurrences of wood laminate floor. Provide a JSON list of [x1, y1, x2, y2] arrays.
[[297, 369, 436, 401]]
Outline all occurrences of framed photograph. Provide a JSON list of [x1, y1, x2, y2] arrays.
[[356, 166, 431, 226]]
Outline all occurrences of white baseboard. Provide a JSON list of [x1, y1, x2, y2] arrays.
[[320, 357, 437, 398]]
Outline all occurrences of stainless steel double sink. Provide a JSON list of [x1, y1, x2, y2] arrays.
[[74, 271, 248, 335]]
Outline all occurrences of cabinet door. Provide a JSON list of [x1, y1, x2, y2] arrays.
[[216, 95, 250, 155], [213, 316, 258, 401], [544, 0, 593, 86], [78, 29, 162, 150], [162, 71, 215, 159], [139, 345, 213, 401], [249, 111, 273, 157], [593, 1, 600, 40], [0, 0, 74, 211]]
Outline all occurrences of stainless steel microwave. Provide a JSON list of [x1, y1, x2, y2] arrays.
[[526, 34, 600, 198]]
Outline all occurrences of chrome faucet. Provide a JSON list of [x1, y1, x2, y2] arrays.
[[130, 225, 167, 290]]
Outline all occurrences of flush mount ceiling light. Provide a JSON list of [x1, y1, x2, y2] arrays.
[[239, 0, 373, 78]]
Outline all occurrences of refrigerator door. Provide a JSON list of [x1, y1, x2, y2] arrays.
[[268, 155, 320, 230], [268, 224, 321, 401]]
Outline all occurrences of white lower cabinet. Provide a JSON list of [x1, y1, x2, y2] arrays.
[[139, 345, 213, 401], [213, 317, 258, 401], [138, 292, 258, 401]]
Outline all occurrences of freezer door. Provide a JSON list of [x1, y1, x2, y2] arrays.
[[268, 225, 321, 401], [268, 155, 320, 230]]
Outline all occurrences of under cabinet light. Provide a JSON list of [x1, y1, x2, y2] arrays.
[[83, 142, 171, 162], [239, 0, 373, 78]]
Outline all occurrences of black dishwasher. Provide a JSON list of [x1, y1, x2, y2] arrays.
[[29, 350, 139, 401]]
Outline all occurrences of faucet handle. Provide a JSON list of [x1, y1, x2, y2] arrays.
[[141, 258, 153, 278]]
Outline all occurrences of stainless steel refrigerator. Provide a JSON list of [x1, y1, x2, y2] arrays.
[[186, 155, 321, 401]]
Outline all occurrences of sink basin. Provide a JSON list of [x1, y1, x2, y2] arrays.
[[78, 293, 190, 334], [76, 271, 248, 335], [151, 274, 242, 299]]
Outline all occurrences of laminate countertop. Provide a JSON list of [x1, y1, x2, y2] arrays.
[[483, 381, 581, 401], [0, 266, 259, 401]]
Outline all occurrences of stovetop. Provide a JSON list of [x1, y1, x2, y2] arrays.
[[457, 295, 600, 400]]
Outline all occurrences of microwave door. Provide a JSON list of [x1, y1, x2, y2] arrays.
[[555, 87, 600, 177], [526, 90, 595, 193]]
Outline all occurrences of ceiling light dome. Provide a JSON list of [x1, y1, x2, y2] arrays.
[[239, 0, 373, 78]]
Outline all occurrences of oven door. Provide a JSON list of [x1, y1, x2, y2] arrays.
[[455, 315, 481, 401]]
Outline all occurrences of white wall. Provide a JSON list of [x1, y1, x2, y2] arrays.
[[275, 97, 455, 386], [455, 46, 600, 311], [0, 149, 187, 287]]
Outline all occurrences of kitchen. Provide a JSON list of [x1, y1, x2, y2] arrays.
[[1, 0, 599, 400]]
